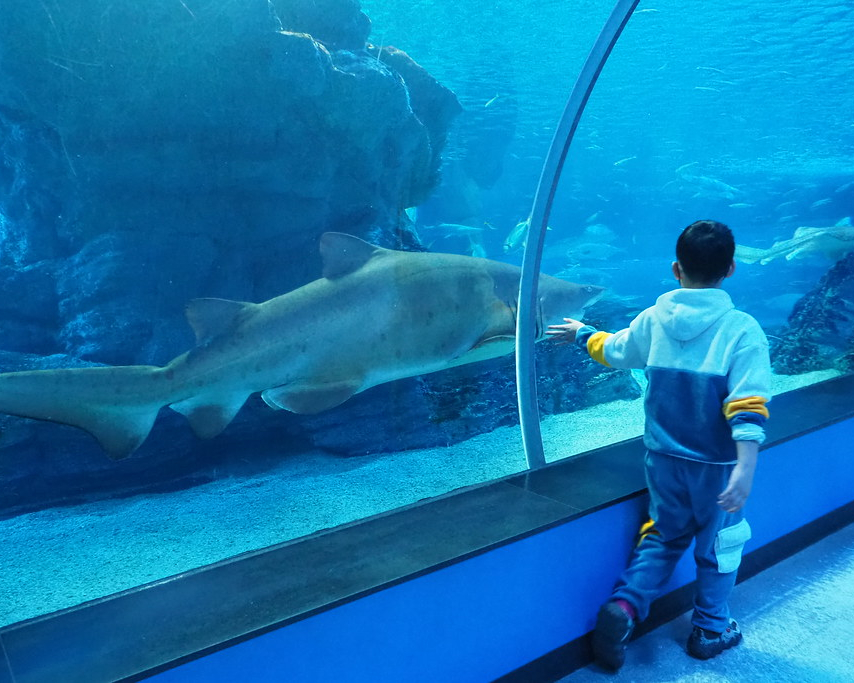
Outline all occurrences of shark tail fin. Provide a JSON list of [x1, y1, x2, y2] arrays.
[[0, 365, 166, 460]]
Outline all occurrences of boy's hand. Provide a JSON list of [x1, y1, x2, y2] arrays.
[[717, 463, 754, 512], [546, 318, 584, 345], [718, 440, 759, 513]]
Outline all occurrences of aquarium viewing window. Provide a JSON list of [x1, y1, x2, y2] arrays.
[[0, 0, 852, 666]]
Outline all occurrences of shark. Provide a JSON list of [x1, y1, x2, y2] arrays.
[[0, 232, 603, 460], [735, 217, 854, 265]]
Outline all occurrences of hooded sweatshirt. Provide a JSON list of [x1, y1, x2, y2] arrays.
[[577, 288, 771, 465]]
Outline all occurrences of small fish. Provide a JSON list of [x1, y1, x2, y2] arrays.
[[613, 156, 637, 167], [424, 223, 489, 237], [504, 219, 552, 253], [504, 219, 530, 253], [636, 8, 660, 13], [467, 234, 487, 258], [810, 198, 832, 209], [484, 94, 500, 108], [681, 173, 741, 200], [774, 201, 797, 212], [696, 66, 725, 74], [586, 211, 601, 223], [675, 161, 699, 174], [565, 243, 624, 262], [694, 86, 721, 93], [835, 181, 854, 194], [583, 223, 616, 242], [728, 203, 753, 209]]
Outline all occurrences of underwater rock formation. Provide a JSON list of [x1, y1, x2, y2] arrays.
[[272, 0, 371, 51], [771, 251, 854, 374], [0, 0, 459, 364]]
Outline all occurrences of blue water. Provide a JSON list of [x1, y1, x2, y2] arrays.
[[364, 0, 854, 325]]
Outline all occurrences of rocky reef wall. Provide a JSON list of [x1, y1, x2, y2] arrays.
[[0, 0, 459, 364], [772, 251, 854, 375]]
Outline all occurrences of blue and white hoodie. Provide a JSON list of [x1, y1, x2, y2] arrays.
[[577, 288, 771, 465]]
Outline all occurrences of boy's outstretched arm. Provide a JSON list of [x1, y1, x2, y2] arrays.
[[548, 316, 647, 369], [717, 440, 759, 513]]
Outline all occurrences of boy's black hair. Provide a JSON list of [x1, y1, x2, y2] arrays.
[[676, 220, 735, 284]]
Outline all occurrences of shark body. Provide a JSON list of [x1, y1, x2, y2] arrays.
[[736, 217, 854, 265], [0, 233, 603, 459]]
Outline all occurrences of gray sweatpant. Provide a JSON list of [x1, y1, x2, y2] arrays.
[[612, 450, 752, 633]]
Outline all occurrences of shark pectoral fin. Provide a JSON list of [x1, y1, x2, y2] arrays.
[[446, 335, 516, 369], [169, 395, 248, 439], [85, 409, 161, 461], [261, 381, 361, 414], [184, 298, 255, 344], [471, 334, 517, 354]]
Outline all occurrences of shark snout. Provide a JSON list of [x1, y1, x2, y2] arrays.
[[580, 284, 606, 306], [536, 281, 606, 335]]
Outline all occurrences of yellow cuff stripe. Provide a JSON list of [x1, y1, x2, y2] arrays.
[[586, 331, 612, 367], [638, 517, 659, 547], [723, 396, 770, 420]]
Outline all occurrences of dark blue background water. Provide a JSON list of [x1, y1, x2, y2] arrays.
[[362, 0, 854, 330]]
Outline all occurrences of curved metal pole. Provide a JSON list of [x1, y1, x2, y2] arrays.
[[515, 0, 640, 469]]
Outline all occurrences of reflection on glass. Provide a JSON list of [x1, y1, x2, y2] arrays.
[[0, 0, 851, 627]]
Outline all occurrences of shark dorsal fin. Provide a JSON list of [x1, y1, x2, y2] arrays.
[[836, 216, 852, 227], [185, 298, 253, 344], [320, 232, 384, 279]]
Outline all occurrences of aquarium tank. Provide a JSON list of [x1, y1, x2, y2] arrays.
[[0, 0, 852, 627]]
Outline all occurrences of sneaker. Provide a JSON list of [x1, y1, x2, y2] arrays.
[[592, 601, 635, 671], [687, 619, 743, 660]]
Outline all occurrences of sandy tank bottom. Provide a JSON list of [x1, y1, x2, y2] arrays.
[[0, 369, 839, 627]]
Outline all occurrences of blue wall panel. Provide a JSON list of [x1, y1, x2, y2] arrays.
[[749, 420, 854, 548], [151, 497, 649, 683], [151, 418, 854, 682]]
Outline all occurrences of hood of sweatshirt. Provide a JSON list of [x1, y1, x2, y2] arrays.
[[653, 288, 735, 342]]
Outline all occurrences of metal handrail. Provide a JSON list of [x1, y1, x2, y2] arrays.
[[515, 0, 640, 469]]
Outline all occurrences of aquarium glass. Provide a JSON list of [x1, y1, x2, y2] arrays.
[[0, 0, 851, 627]]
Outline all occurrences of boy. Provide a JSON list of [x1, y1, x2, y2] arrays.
[[547, 220, 771, 671]]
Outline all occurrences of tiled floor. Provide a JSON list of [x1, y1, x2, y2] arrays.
[[559, 520, 854, 683]]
